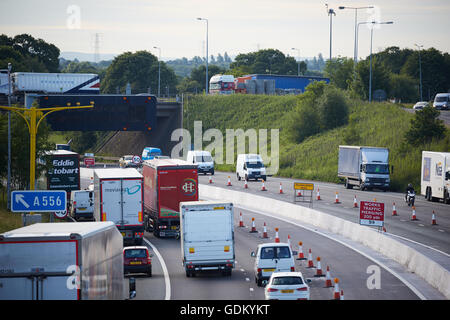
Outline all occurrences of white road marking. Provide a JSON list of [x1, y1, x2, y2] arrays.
[[245, 277, 250, 282], [143, 238, 171, 300]]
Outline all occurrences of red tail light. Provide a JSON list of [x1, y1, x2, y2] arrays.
[[296, 286, 308, 291], [267, 288, 278, 292], [257, 268, 262, 273], [291, 267, 295, 272]]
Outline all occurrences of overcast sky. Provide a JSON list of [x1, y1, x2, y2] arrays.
[[1, 0, 449, 61]]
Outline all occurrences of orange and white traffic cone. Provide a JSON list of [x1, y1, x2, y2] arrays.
[[261, 179, 267, 191], [392, 202, 398, 216], [307, 249, 314, 268], [279, 183, 284, 194], [297, 241, 306, 260], [314, 257, 325, 277], [287, 235, 291, 250], [334, 192, 340, 204], [432, 211, 437, 225], [250, 217, 257, 233], [297, 190, 302, 197], [316, 188, 321, 200], [324, 266, 333, 287], [239, 212, 244, 227], [262, 222, 268, 238], [340, 289, 344, 300], [227, 176, 232, 186], [209, 176, 213, 184], [353, 195, 358, 208], [274, 228, 280, 243], [244, 180, 248, 189], [411, 206, 418, 221], [333, 278, 340, 300]]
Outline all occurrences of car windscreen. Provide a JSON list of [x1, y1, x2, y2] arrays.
[[435, 96, 449, 102], [272, 276, 304, 285], [195, 155, 213, 162], [124, 249, 147, 259], [260, 246, 291, 259], [365, 164, 389, 174], [246, 161, 264, 168]]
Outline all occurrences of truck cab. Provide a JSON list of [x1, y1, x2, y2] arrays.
[[141, 147, 162, 161]]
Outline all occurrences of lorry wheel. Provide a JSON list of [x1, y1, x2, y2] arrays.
[[237, 173, 241, 181], [444, 190, 450, 204], [345, 179, 352, 189]]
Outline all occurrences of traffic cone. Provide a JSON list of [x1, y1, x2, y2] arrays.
[[227, 176, 232, 186], [287, 235, 291, 249], [353, 195, 358, 208], [333, 278, 340, 300], [392, 202, 398, 216], [297, 190, 302, 197], [244, 180, 248, 189], [250, 218, 257, 233], [261, 179, 267, 191], [411, 206, 418, 221], [297, 242, 306, 260], [262, 222, 268, 238], [316, 188, 321, 200], [334, 192, 340, 204], [324, 266, 333, 287], [340, 290, 345, 300], [209, 176, 213, 184], [239, 212, 244, 227], [432, 211, 437, 225], [314, 257, 325, 277], [279, 183, 284, 194], [307, 249, 314, 268], [274, 228, 280, 243]]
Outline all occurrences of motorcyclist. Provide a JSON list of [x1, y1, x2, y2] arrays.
[[405, 183, 415, 201]]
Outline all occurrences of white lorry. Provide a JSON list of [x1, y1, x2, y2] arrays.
[[421, 151, 450, 204], [94, 168, 145, 245], [338, 146, 391, 191], [69, 190, 94, 221], [180, 201, 234, 277], [0, 222, 127, 300]]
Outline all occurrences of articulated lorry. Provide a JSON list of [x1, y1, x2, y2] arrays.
[[142, 158, 198, 238], [0, 222, 126, 300], [421, 151, 450, 204], [180, 201, 235, 277], [94, 168, 144, 245], [338, 146, 391, 191]]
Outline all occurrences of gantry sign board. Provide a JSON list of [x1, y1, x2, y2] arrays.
[[11, 190, 67, 213], [359, 201, 385, 227]]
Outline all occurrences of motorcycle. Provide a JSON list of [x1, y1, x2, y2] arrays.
[[406, 190, 416, 207]]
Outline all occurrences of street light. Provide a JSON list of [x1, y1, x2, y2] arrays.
[[415, 43, 424, 101], [291, 48, 301, 76], [326, 4, 336, 61], [153, 46, 161, 97], [363, 21, 393, 102], [197, 17, 209, 95], [338, 5, 374, 78]]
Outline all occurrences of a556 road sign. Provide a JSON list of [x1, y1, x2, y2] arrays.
[[11, 190, 67, 212]]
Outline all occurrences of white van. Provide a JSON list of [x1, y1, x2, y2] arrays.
[[186, 150, 214, 175], [251, 243, 296, 287], [69, 190, 94, 221], [433, 93, 450, 110], [236, 154, 267, 181]]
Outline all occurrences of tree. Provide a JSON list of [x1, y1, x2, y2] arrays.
[[317, 85, 349, 131], [405, 107, 446, 146], [101, 51, 177, 95], [351, 56, 392, 100], [389, 73, 418, 102], [324, 57, 354, 90], [230, 49, 298, 75]]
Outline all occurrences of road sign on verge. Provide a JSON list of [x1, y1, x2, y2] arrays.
[[359, 201, 384, 227], [11, 190, 67, 213]]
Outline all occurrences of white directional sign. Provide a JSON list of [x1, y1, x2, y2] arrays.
[[11, 190, 67, 212]]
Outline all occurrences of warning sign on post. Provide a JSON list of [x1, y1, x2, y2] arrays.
[[359, 201, 384, 227]]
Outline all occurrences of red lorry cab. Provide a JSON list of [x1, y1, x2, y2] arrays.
[[142, 158, 198, 238]]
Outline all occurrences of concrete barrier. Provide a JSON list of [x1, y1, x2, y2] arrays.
[[200, 184, 450, 299]]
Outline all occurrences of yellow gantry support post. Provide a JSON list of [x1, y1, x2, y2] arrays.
[[0, 103, 94, 190]]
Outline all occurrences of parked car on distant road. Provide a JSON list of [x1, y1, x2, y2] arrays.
[[413, 101, 429, 110], [123, 246, 152, 277], [264, 272, 310, 300]]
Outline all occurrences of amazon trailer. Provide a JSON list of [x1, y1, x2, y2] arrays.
[[94, 168, 144, 245], [180, 201, 235, 277], [421, 151, 450, 204], [0, 222, 124, 300]]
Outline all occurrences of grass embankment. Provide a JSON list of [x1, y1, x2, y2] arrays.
[[184, 94, 450, 192]]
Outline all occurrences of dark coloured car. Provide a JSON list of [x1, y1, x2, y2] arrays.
[[123, 246, 152, 277]]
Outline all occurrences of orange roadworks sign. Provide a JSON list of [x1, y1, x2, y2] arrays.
[[294, 183, 314, 191]]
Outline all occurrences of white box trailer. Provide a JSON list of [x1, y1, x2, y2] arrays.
[[180, 201, 234, 277], [421, 151, 450, 204], [94, 168, 145, 245], [0, 222, 124, 300]]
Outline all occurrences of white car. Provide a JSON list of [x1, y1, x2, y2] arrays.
[[413, 101, 429, 110], [264, 272, 310, 300]]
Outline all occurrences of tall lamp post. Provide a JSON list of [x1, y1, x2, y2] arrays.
[[153, 46, 161, 97], [338, 5, 374, 79], [197, 17, 209, 95], [326, 5, 336, 61], [291, 48, 301, 76], [415, 43, 423, 101]]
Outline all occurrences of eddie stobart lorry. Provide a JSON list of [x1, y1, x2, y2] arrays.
[[142, 158, 198, 238]]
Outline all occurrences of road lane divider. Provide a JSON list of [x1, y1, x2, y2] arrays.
[[143, 238, 171, 300]]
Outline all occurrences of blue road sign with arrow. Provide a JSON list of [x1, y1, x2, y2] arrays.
[[11, 190, 67, 212]]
